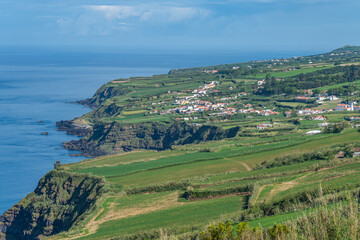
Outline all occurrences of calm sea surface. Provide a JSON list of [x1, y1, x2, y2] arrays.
[[0, 47, 316, 213]]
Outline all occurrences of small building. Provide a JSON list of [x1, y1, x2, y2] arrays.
[[302, 89, 313, 95], [328, 95, 339, 101], [310, 115, 327, 121], [306, 130, 322, 135], [257, 80, 266, 86], [295, 97, 311, 103], [257, 123, 272, 129], [335, 104, 349, 111], [318, 122, 329, 127], [317, 96, 326, 101], [353, 148, 360, 157], [284, 111, 292, 117]]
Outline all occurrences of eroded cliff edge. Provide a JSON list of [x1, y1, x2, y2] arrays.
[[0, 171, 107, 240], [61, 121, 241, 157]]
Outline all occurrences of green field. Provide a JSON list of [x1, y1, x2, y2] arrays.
[[249, 65, 334, 79], [48, 126, 360, 239]]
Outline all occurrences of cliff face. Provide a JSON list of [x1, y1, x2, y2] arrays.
[[77, 85, 130, 109], [56, 120, 92, 137], [62, 121, 240, 157], [0, 171, 106, 240], [86, 103, 124, 119]]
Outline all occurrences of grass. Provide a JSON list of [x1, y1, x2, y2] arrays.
[[248, 210, 303, 228], [77, 195, 248, 240], [67, 150, 183, 170], [249, 65, 334, 79], [256, 185, 274, 203], [51, 130, 360, 240], [99, 129, 359, 188], [316, 79, 360, 91]]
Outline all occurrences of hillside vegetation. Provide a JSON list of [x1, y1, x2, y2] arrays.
[[0, 171, 108, 240]]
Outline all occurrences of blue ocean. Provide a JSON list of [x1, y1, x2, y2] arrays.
[[0, 47, 316, 214]]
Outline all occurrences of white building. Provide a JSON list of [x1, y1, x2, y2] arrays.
[[306, 130, 322, 135]]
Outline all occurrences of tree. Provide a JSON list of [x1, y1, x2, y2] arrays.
[[312, 89, 321, 95], [199, 222, 233, 240]]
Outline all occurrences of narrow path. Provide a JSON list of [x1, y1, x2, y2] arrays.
[[65, 192, 183, 240], [266, 173, 312, 203], [241, 162, 252, 171], [251, 185, 265, 205], [64, 196, 114, 240]]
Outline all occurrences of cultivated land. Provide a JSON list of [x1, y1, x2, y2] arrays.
[[2, 46, 360, 240], [49, 129, 360, 239]]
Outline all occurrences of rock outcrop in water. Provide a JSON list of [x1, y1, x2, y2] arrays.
[[0, 171, 106, 240], [56, 120, 92, 137]]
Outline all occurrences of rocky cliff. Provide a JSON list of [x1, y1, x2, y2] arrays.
[[56, 120, 92, 136], [62, 121, 240, 157], [0, 171, 107, 240], [77, 85, 130, 109]]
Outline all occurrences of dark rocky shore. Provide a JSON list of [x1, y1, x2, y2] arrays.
[[56, 120, 91, 136]]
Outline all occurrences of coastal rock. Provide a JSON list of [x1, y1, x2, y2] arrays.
[[63, 139, 106, 157], [56, 120, 91, 137]]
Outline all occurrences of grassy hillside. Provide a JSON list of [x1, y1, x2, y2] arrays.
[[3, 46, 360, 240], [38, 127, 360, 240]]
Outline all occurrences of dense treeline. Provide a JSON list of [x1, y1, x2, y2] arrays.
[[254, 144, 357, 169], [125, 182, 193, 195], [184, 185, 253, 200], [259, 65, 360, 95]]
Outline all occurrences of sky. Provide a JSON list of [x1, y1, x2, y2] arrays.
[[1, 0, 360, 51]]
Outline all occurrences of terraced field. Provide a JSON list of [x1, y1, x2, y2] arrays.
[[47, 128, 360, 239]]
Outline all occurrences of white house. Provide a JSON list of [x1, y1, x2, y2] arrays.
[[306, 130, 322, 135], [328, 95, 339, 101]]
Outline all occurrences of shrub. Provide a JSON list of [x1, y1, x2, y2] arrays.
[[184, 185, 253, 200], [199, 222, 233, 240]]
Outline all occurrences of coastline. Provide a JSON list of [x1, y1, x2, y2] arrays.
[[0, 48, 325, 239]]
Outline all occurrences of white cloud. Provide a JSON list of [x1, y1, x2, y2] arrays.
[[83, 5, 211, 23], [84, 5, 141, 20], [57, 4, 211, 35]]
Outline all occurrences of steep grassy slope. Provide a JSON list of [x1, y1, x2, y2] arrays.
[[0, 171, 107, 240]]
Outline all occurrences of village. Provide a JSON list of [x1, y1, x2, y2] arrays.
[[149, 79, 360, 121], [150, 81, 281, 117]]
